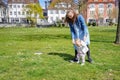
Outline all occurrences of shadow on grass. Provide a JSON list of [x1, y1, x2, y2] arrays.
[[17, 34, 71, 41], [48, 52, 92, 63], [91, 39, 114, 43], [48, 52, 74, 61]]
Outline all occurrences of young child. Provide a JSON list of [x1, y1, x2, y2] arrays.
[[75, 39, 89, 66]]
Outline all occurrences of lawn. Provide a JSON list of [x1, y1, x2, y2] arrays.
[[0, 27, 120, 80]]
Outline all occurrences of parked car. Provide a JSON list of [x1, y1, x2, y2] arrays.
[[36, 19, 55, 27], [88, 19, 96, 26]]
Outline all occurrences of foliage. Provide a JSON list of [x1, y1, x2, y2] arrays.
[[0, 27, 120, 80], [24, 3, 44, 27], [50, 0, 73, 8]]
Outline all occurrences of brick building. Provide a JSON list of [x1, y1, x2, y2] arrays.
[[87, 0, 116, 25]]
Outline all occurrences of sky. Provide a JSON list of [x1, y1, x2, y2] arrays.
[[39, 0, 46, 9]]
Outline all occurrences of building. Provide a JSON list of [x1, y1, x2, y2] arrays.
[[43, 0, 52, 19], [47, 0, 78, 23], [0, 0, 7, 23], [87, 0, 116, 25], [7, 0, 39, 23]]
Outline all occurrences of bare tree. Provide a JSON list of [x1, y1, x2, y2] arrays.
[[50, 0, 87, 11], [115, 1, 120, 44], [75, 0, 88, 13], [50, 0, 75, 9]]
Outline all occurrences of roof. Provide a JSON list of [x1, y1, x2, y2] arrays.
[[88, 0, 115, 3], [48, 0, 78, 10], [8, 0, 39, 4]]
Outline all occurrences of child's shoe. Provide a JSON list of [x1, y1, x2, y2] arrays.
[[70, 58, 78, 63], [81, 63, 85, 66]]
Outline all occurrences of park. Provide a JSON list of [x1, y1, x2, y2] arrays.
[[0, 26, 120, 80], [0, 0, 120, 80]]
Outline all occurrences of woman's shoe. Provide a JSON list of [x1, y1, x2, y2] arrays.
[[88, 58, 93, 63]]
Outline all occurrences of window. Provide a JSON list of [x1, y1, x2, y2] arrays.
[[14, 5, 16, 8], [21, 0, 24, 2], [107, 9, 112, 15], [30, 0, 34, 2], [10, 11, 12, 15], [108, 4, 112, 8], [18, 5, 20, 8], [63, 4, 67, 8], [22, 5, 24, 8], [103, 0, 107, 2], [26, 11, 30, 15], [94, 0, 98, 1], [99, 10, 104, 14], [50, 10, 53, 14], [98, 10, 104, 17], [22, 12, 25, 15], [89, 4, 95, 8], [18, 11, 21, 15], [1, 12, 3, 16], [61, 10, 65, 14], [55, 10, 59, 14], [90, 10, 95, 17], [50, 17, 53, 21], [99, 4, 104, 8], [9, 5, 12, 8], [56, 17, 59, 21], [14, 11, 16, 15]]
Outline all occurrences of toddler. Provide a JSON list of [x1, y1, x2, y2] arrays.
[[75, 39, 89, 66]]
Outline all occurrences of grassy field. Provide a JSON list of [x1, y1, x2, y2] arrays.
[[0, 27, 120, 80]]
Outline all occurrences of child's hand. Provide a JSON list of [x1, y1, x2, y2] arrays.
[[76, 39, 82, 46], [76, 42, 82, 46]]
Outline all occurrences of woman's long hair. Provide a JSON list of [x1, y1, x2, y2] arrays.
[[65, 9, 78, 24]]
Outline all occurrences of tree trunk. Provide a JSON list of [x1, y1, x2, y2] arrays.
[[115, 1, 120, 44]]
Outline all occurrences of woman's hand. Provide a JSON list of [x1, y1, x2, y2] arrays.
[[72, 39, 75, 44]]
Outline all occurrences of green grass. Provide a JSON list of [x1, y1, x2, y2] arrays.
[[0, 27, 120, 80]]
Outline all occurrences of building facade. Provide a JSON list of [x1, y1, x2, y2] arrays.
[[48, 0, 117, 25], [47, 1, 78, 23], [0, 0, 39, 24], [87, 0, 116, 25], [7, 0, 39, 23], [0, 0, 7, 23]]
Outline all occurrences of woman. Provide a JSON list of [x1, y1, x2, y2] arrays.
[[65, 9, 93, 63]]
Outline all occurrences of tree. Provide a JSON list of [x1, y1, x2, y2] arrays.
[[49, 0, 88, 20], [50, 0, 75, 9], [115, 1, 120, 44], [24, 3, 44, 27], [111, 7, 118, 24], [75, 0, 88, 13], [49, 0, 75, 25]]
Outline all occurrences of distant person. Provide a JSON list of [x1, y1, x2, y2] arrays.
[[65, 9, 93, 63]]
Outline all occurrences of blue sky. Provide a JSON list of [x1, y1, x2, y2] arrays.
[[39, 0, 45, 9]]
